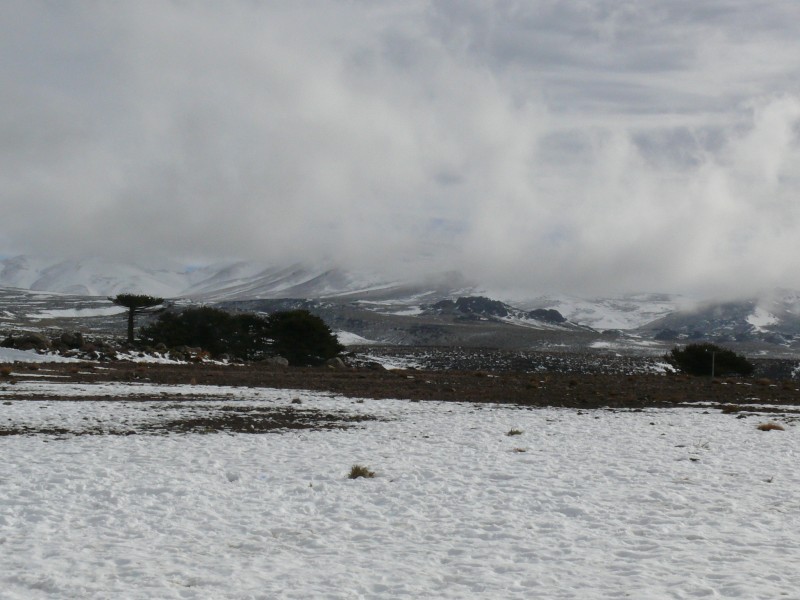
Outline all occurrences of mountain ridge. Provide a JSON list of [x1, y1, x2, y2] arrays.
[[3, 255, 800, 355], [0, 255, 681, 329]]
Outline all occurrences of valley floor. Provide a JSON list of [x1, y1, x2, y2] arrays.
[[0, 383, 798, 599]]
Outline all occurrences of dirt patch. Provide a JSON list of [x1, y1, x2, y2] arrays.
[[0, 405, 382, 437], [3, 358, 800, 409]]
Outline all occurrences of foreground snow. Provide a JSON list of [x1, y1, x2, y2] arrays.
[[1, 384, 799, 599]]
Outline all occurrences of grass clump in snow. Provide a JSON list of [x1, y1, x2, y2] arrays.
[[348, 464, 376, 479], [757, 422, 785, 432], [0, 366, 12, 378], [506, 428, 523, 436]]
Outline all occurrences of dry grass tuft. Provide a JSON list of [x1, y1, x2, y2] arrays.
[[0, 366, 12, 378], [721, 405, 741, 414], [757, 422, 785, 432], [506, 428, 523, 436], [348, 464, 375, 479]]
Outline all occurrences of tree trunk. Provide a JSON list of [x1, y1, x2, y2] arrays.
[[127, 308, 135, 344]]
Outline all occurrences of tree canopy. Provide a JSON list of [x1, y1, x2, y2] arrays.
[[666, 343, 754, 377], [265, 309, 344, 366], [109, 294, 165, 343], [140, 307, 343, 365]]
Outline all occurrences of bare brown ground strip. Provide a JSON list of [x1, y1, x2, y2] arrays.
[[3, 361, 799, 409]]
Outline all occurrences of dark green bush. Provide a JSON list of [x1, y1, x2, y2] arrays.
[[666, 343, 754, 377], [141, 307, 342, 365], [266, 310, 343, 366]]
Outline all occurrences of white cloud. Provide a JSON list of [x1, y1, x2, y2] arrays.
[[2, 0, 800, 297]]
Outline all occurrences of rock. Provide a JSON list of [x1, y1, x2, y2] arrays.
[[261, 356, 289, 368], [325, 357, 346, 369], [654, 329, 679, 341], [455, 296, 509, 317], [59, 331, 84, 349], [527, 308, 566, 324]]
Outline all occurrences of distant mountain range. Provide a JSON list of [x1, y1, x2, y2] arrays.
[[2, 255, 800, 355], [0, 255, 682, 327], [0, 255, 466, 302]]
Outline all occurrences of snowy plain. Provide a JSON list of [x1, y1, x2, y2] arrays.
[[1, 380, 799, 599]]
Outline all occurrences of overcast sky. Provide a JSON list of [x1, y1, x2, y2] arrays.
[[3, 1, 800, 297]]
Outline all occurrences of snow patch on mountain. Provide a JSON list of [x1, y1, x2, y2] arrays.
[[747, 306, 779, 331], [335, 331, 379, 346], [513, 293, 690, 331]]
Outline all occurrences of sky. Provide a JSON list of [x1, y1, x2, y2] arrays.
[[3, 0, 800, 298]]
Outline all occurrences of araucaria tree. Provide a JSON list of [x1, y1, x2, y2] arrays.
[[666, 343, 754, 377], [140, 307, 343, 365], [110, 294, 165, 344]]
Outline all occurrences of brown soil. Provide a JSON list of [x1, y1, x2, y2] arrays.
[[4, 361, 800, 409]]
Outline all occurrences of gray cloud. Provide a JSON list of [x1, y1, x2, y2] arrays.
[[3, 0, 800, 297]]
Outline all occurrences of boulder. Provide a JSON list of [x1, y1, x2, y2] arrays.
[[261, 356, 289, 368], [59, 331, 84, 349], [325, 357, 346, 369]]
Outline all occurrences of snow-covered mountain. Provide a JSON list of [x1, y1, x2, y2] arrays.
[[636, 290, 800, 344], [0, 256, 418, 301], [0, 256, 197, 298], [4, 256, 800, 353], [0, 256, 680, 330], [512, 293, 690, 331]]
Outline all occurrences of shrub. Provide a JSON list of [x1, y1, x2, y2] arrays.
[[143, 307, 229, 356], [141, 307, 342, 365], [666, 343, 754, 377], [348, 464, 375, 479], [0, 365, 12, 378], [507, 428, 523, 436], [265, 310, 343, 366]]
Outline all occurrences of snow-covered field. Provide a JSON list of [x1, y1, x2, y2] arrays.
[[1, 382, 799, 599]]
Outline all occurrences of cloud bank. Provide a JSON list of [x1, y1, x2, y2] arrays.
[[3, 0, 800, 297]]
